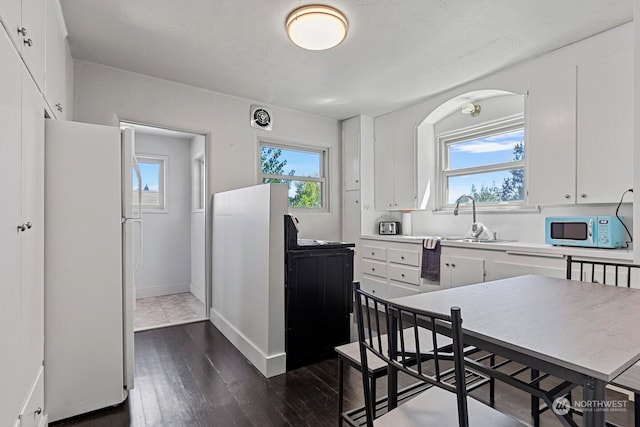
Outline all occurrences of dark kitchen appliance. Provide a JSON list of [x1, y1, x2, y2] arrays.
[[379, 220, 401, 235], [284, 215, 355, 371]]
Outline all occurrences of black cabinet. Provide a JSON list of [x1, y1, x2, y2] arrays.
[[285, 248, 354, 370]]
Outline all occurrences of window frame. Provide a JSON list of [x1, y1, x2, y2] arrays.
[[136, 154, 168, 214], [435, 114, 525, 211], [258, 139, 329, 211]]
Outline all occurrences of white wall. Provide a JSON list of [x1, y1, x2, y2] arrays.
[[72, 60, 342, 241], [190, 135, 206, 303], [369, 23, 634, 243], [212, 184, 287, 377], [135, 132, 191, 298]]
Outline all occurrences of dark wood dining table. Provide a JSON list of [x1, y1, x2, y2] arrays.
[[388, 274, 640, 427]]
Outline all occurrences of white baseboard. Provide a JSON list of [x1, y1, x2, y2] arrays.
[[189, 281, 205, 303], [136, 282, 190, 299], [210, 308, 286, 378]]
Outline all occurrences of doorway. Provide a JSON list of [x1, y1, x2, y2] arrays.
[[122, 122, 208, 331]]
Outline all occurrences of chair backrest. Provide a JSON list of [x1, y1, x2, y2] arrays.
[[353, 282, 469, 427], [566, 255, 640, 287]]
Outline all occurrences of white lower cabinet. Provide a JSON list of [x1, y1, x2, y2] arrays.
[[360, 238, 448, 298], [485, 251, 566, 282], [440, 250, 485, 288]]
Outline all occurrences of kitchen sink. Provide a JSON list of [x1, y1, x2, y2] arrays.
[[441, 237, 516, 244]]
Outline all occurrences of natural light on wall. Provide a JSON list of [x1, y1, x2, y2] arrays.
[[286, 5, 348, 50]]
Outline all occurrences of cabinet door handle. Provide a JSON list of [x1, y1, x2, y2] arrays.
[[451, 263, 456, 268], [580, 193, 587, 198], [564, 194, 571, 199], [371, 267, 375, 271], [445, 263, 450, 267], [56, 103, 63, 112], [371, 252, 375, 256], [400, 255, 405, 260], [17, 224, 26, 232], [34, 407, 42, 415], [401, 273, 405, 277], [25, 221, 32, 229], [17, 27, 27, 36], [24, 38, 33, 47]]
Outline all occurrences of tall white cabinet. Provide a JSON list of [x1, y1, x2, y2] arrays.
[[0, 0, 72, 424], [342, 115, 374, 281], [0, 27, 46, 427]]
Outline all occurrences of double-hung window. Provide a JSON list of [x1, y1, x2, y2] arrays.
[[438, 115, 525, 209], [259, 141, 327, 209]]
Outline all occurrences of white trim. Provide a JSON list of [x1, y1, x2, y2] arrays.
[[211, 308, 286, 378], [135, 282, 190, 299]]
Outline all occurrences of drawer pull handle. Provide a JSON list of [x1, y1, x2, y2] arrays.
[[371, 252, 375, 255], [401, 273, 405, 277], [445, 263, 450, 267], [451, 264, 456, 268], [400, 256, 405, 259], [371, 267, 375, 271]]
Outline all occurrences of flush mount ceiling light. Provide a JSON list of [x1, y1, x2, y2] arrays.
[[461, 102, 481, 117], [286, 5, 348, 50]]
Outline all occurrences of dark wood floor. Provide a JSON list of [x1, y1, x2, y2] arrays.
[[51, 320, 635, 427]]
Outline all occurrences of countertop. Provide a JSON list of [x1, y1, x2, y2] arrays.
[[360, 234, 634, 261]]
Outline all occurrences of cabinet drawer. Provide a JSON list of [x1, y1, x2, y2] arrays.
[[361, 245, 387, 261], [20, 367, 44, 427], [361, 276, 387, 298], [388, 264, 421, 285], [388, 248, 420, 266], [362, 259, 387, 278], [387, 283, 420, 298]]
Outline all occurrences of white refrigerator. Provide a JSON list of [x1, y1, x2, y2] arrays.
[[44, 119, 140, 422]]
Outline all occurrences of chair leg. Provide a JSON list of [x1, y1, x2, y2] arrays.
[[490, 353, 495, 405], [634, 392, 639, 427], [370, 374, 377, 419], [531, 368, 540, 427], [338, 357, 344, 426]]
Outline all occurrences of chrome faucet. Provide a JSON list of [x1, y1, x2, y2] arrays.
[[453, 194, 484, 238]]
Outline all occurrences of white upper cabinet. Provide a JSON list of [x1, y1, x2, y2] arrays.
[[45, 0, 71, 119], [527, 48, 633, 206], [0, 0, 45, 91], [374, 125, 416, 210], [342, 117, 361, 191], [576, 49, 633, 204], [527, 66, 577, 206]]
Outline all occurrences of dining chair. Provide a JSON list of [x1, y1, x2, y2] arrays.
[[566, 255, 640, 427], [353, 282, 526, 427]]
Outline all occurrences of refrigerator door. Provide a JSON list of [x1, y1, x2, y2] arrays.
[[121, 127, 137, 391], [44, 119, 126, 422]]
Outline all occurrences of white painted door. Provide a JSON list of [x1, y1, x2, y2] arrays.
[[576, 49, 633, 204], [19, 67, 45, 401], [527, 66, 576, 206], [374, 121, 395, 210], [392, 126, 416, 210], [342, 190, 361, 280], [0, 0, 22, 49], [0, 27, 25, 427]]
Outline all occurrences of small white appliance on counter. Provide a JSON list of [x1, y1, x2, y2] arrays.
[[44, 120, 141, 422]]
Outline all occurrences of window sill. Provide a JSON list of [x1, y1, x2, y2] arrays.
[[432, 205, 540, 215]]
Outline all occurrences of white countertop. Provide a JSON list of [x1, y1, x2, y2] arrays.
[[360, 234, 634, 261]]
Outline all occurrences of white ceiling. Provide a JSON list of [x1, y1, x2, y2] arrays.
[[60, 0, 632, 120]]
